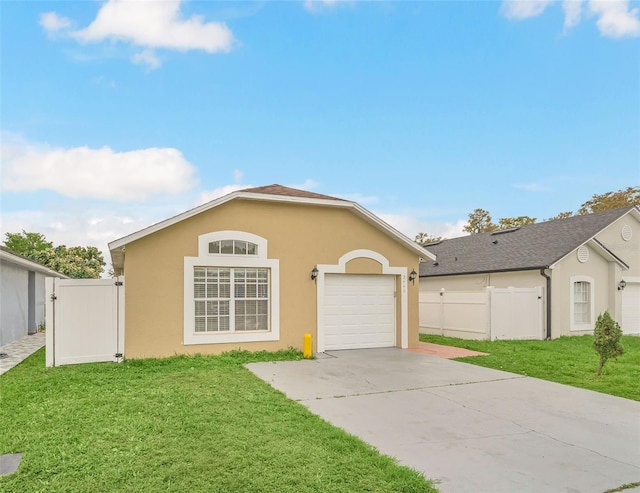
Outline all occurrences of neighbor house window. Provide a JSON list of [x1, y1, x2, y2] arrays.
[[185, 231, 280, 345], [573, 281, 590, 324], [193, 267, 269, 333], [570, 276, 595, 331]]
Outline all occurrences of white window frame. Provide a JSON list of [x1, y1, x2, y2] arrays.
[[569, 275, 595, 331], [185, 231, 279, 345], [315, 249, 408, 352]]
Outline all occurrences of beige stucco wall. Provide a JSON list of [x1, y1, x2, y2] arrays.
[[550, 212, 639, 336], [419, 211, 640, 340], [595, 213, 640, 278], [122, 199, 420, 358], [551, 243, 617, 337]]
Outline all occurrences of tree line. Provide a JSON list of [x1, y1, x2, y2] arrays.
[[416, 186, 639, 243], [3, 231, 105, 279], [4, 187, 638, 275]]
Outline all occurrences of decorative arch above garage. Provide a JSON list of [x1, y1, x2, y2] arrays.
[[315, 249, 409, 352]]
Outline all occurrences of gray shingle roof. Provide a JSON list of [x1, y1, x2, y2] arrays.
[[420, 206, 637, 277], [240, 184, 344, 201]]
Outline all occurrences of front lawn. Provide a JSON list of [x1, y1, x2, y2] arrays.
[[420, 334, 640, 401], [0, 349, 435, 493]]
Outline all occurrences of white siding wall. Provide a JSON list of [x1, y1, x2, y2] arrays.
[[35, 271, 47, 330], [0, 260, 29, 346]]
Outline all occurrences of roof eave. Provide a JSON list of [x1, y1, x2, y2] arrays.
[[420, 265, 549, 278], [548, 207, 639, 269], [109, 191, 433, 269], [350, 203, 436, 260], [0, 250, 69, 278], [588, 238, 629, 269]]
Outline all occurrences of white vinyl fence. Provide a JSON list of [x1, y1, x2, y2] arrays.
[[45, 277, 124, 367], [420, 287, 544, 340]]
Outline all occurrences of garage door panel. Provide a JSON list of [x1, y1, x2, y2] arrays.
[[324, 274, 396, 350]]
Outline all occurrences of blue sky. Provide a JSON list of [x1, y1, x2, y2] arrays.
[[1, 0, 639, 263]]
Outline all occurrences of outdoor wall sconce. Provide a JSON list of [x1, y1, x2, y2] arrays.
[[409, 269, 417, 285], [618, 280, 627, 291], [311, 267, 319, 281]]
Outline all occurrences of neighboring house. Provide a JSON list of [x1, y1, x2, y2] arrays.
[[108, 185, 433, 359], [420, 206, 640, 340], [0, 246, 67, 347]]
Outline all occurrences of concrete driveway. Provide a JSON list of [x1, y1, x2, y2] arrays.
[[246, 348, 640, 493]]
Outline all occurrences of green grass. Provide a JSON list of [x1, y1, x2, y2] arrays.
[[0, 349, 435, 493], [420, 333, 640, 401]]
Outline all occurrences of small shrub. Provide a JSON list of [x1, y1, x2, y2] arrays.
[[593, 311, 624, 376]]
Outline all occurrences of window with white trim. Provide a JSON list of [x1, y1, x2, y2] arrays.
[[573, 281, 591, 324], [570, 275, 595, 331], [184, 230, 280, 345], [193, 267, 269, 333], [208, 240, 258, 255]]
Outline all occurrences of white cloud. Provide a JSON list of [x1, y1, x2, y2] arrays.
[[1, 135, 197, 201], [196, 169, 257, 205], [499, 0, 555, 19], [41, 0, 235, 68], [0, 205, 182, 275], [589, 0, 640, 37], [303, 0, 348, 13], [287, 178, 318, 190], [197, 184, 250, 205], [562, 0, 584, 29], [376, 213, 467, 240], [132, 48, 161, 70], [500, 0, 640, 37], [72, 0, 234, 52], [40, 12, 72, 33]]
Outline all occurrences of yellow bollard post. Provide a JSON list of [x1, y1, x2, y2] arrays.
[[303, 333, 312, 359]]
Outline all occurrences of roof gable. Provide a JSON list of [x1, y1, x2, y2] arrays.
[[239, 184, 345, 201], [420, 206, 638, 277], [109, 184, 434, 269]]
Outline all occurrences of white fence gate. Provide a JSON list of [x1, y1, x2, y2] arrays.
[[45, 277, 124, 367], [420, 286, 544, 340]]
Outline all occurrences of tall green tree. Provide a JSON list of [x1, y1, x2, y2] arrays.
[[497, 216, 537, 229], [3, 231, 105, 279], [463, 209, 498, 234], [546, 211, 574, 221], [415, 232, 443, 245], [4, 230, 53, 256], [578, 186, 639, 215]]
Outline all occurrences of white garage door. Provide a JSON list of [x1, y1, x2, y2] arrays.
[[621, 282, 640, 335], [324, 274, 396, 350]]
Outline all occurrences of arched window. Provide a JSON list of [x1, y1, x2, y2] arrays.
[[570, 276, 594, 331], [184, 231, 279, 345], [208, 240, 258, 255]]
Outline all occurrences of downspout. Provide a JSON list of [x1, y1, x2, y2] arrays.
[[540, 268, 551, 340]]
